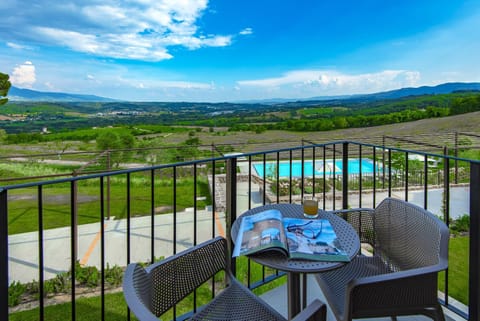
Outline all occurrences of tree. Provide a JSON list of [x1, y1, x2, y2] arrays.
[[0, 129, 6, 142], [96, 131, 121, 151], [96, 130, 136, 167], [0, 72, 11, 106], [185, 137, 200, 145]]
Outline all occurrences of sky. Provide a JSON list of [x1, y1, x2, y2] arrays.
[[0, 0, 479, 102]]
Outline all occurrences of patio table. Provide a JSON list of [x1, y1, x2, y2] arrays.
[[231, 203, 360, 320]]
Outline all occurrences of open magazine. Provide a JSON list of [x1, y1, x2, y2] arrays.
[[232, 209, 350, 262]]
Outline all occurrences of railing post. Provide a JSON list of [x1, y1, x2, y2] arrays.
[[72, 181, 78, 263], [469, 161, 480, 321], [226, 157, 237, 276], [0, 189, 8, 321], [107, 151, 111, 220], [382, 136, 386, 189], [455, 132, 458, 184], [342, 142, 349, 209]]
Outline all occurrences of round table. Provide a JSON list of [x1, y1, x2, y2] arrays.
[[231, 204, 360, 319]]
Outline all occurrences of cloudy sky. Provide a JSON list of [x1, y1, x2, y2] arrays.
[[1, 0, 479, 102]]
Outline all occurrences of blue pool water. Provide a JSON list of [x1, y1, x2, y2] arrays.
[[253, 159, 376, 178]]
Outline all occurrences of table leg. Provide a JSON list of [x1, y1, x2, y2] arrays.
[[287, 272, 301, 320], [302, 273, 307, 309]]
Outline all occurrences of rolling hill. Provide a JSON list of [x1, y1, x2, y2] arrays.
[[8, 86, 116, 102], [241, 82, 480, 104], [6, 82, 480, 103]]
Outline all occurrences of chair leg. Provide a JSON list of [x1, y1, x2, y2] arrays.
[[390, 316, 398, 321], [423, 305, 446, 321], [433, 304, 446, 321]]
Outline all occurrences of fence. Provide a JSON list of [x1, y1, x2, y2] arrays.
[[1, 141, 479, 320]]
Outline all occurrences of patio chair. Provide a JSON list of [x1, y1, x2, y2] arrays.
[[315, 197, 449, 321], [123, 236, 326, 321]]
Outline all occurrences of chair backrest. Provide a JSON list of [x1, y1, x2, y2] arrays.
[[123, 237, 229, 318], [373, 198, 449, 271]]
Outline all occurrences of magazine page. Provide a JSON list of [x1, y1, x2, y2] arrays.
[[232, 209, 288, 257], [283, 218, 350, 262]]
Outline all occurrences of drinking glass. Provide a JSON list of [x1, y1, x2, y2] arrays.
[[302, 196, 319, 219]]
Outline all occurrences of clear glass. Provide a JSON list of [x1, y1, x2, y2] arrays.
[[302, 196, 319, 219]]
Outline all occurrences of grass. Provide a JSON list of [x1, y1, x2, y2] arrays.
[[439, 236, 469, 305], [10, 292, 128, 321], [0, 162, 80, 179]]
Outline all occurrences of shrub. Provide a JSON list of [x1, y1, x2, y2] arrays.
[[8, 281, 26, 307], [75, 262, 99, 288], [48, 271, 71, 293], [451, 214, 470, 234], [25, 280, 40, 298], [105, 264, 123, 288]]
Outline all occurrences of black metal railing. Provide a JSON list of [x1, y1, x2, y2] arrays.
[[1, 141, 479, 320]]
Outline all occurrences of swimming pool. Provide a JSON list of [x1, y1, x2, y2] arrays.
[[253, 159, 376, 178]]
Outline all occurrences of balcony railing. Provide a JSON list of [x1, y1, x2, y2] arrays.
[[1, 140, 479, 320]]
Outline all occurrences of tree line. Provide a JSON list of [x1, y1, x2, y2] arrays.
[[230, 94, 480, 132], [1, 75, 480, 137]]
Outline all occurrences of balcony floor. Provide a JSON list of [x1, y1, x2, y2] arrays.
[[259, 274, 465, 321]]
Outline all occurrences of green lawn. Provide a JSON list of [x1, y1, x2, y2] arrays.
[[439, 235, 469, 305], [10, 288, 220, 321], [10, 292, 128, 321]]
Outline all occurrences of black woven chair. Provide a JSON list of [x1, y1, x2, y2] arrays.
[[315, 197, 449, 321], [123, 236, 326, 321]]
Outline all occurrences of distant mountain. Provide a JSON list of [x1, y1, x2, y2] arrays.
[[8, 86, 117, 102], [239, 82, 480, 104], [7, 82, 480, 104], [352, 82, 480, 101], [236, 95, 351, 104]]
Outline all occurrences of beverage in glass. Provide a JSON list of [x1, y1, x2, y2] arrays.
[[303, 196, 319, 219]]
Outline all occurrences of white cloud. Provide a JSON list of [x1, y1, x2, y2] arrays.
[[104, 74, 216, 100], [86, 74, 102, 85], [151, 80, 213, 89], [238, 69, 421, 95], [11, 0, 232, 61], [239, 28, 253, 35], [6, 42, 32, 50], [116, 75, 212, 90], [10, 61, 36, 88], [44, 82, 56, 90]]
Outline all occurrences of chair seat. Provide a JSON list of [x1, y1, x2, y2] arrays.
[[191, 277, 286, 321], [315, 198, 449, 321], [315, 255, 393, 319], [123, 236, 327, 321]]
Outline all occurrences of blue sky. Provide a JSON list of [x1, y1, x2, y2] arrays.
[[1, 0, 479, 102]]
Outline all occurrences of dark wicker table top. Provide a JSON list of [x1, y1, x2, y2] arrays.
[[231, 204, 360, 273]]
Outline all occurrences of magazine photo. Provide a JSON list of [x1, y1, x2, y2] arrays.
[[233, 209, 350, 262]]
